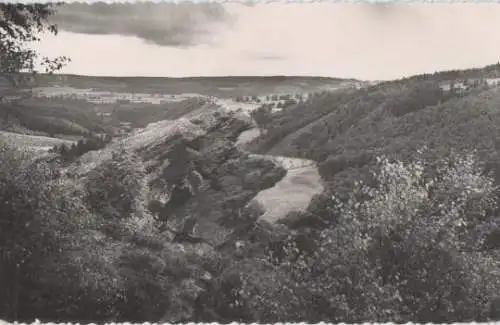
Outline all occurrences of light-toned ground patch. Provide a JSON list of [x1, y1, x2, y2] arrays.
[[32, 86, 208, 105], [215, 98, 261, 115], [236, 128, 261, 146], [251, 156, 324, 224], [0, 130, 75, 152], [69, 112, 213, 177], [235, 126, 324, 224], [125, 118, 205, 150]]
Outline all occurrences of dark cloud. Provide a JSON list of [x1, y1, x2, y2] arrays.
[[51, 2, 231, 47]]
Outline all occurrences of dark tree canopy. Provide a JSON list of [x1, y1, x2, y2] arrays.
[[0, 3, 69, 91]]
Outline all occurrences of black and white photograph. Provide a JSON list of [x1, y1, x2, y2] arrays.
[[2, 1, 500, 323]]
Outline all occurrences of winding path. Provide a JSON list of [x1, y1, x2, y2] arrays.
[[235, 126, 324, 224]]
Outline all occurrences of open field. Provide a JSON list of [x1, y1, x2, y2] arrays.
[[0, 130, 75, 151], [27, 74, 357, 98], [251, 156, 323, 224], [235, 124, 323, 223]]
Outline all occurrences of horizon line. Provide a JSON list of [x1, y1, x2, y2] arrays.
[[40, 72, 365, 82], [20, 60, 500, 83]]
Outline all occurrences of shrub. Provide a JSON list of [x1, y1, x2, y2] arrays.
[[84, 143, 152, 225], [224, 148, 500, 323], [0, 140, 109, 321], [316, 149, 500, 322]]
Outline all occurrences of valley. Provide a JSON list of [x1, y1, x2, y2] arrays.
[[5, 2, 500, 324], [4, 66, 500, 323], [0, 74, 336, 227]]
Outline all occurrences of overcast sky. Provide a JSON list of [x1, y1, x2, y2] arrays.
[[34, 2, 500, 81]]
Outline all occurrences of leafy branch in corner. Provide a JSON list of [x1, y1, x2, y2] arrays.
[[0, 3, 70, 94]]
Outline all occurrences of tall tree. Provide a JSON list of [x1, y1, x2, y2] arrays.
[[0, 3, 70, 101], [0, 5, 70, 319]]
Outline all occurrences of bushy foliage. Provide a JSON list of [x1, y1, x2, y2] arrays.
[[0, 138, 215, 323], [0, 3, 70, 96], [250, 104, 272, 131], [0, 141, 98, 321], [246, 90, 358, 155], [223, 149, 500, 323], [247, 80, 467, 165], [84, 143, 152, 227], [316, 149, 500, 322], [385, 82, 445, 117], [51, 134, 112, 161]]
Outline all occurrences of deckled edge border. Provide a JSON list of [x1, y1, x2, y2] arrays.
[[4, 320, 500, 325], [2, 0, 500, 4]]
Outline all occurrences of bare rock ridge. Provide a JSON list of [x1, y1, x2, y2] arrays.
[[114, 95, 325, 255], [134, 112, 287, 248]]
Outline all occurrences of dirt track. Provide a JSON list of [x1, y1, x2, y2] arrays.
[[235, 126, 324, 224], [251, 155, 323, 223]]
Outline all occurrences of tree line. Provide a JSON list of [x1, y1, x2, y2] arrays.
[[49, 134, 113, 161]]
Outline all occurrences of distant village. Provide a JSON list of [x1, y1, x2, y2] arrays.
[[232, 93, 311, 112], [439, 77, 500, 94], [29, 84, 319, 116], [31, 86, 203, 105]]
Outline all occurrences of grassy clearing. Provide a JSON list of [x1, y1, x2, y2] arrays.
[[237, 126, 323, 224], [251, 157, 323, 224], [0, 131, 75, 151]]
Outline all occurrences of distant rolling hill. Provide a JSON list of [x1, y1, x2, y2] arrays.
[[0, 73, 364, 142], [28, 74, 361, 98], [246, 62, 500, 196]]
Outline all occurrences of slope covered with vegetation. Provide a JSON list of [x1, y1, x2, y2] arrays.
[[3, 4, 500, 322], [247, 69, 500, 190], [4, 68, 500, 323], [218, 65, 500, 322], [0, 108, 289, 323]]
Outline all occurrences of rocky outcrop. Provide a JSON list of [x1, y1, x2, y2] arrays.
[[138, 114, 287, 249]]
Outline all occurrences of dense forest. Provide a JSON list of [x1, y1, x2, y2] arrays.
[[3, 110, 500, 323]]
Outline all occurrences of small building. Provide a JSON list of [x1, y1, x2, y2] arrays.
[[486, 78, 500, 87], [439, 80, 469, 94], [439, 82, 452, 92], [466, 78, 482, 87]]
